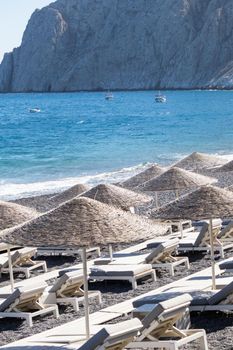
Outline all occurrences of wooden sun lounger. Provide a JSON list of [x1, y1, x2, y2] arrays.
[[94, 239, 189, 276], [0, 284, 59, 327], [90, 264, 156, 289], [21, 318, 143, 349], [128, 294, 208, 350], [218, 221, 233, 241], [78, 319, 142, 350], [177, 220, 233, 258], [0, 247, 47, 278], [49, 271, 102, 312], [133, 280, 233, 316]]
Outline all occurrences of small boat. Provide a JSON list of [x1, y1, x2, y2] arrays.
[[155, 92, 166, 103], [29, 108, 41, 113], [105, 91, 114, 100]]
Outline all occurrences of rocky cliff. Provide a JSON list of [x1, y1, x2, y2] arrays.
[[1, 0, 233, 92]]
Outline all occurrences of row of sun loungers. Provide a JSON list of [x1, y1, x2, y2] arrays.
[[0, 219, 233, 331]]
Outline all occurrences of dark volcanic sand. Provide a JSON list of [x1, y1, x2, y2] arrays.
[[0, 248, 232, 349]]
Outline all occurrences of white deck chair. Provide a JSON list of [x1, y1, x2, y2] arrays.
[[178, 219, 233, 258], [24, 319, 143, 348], [95, 239, 189, 276], [0, 247, 47, 278], [49, 271, 102, 311], [218, 221, 233, 241], [78, 319, 142, 350], [90, 264, 156, 289], [133, 280, 233, 315], [0, 284, 59, 327], [128, 294, 208, 350]]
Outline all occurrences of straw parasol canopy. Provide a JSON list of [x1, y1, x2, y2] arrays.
[[0, 201, 37, 230], [213, 160, 233, 173], [81, 183, 152, 211], [173, 152, 226, 171], [12, 194, 54, 213], [0, 197, 167, 248], [49, 183, 90, 206], [150, 185, 233, 221], [139, 167, 217, 192], [120, 165, 164, 189]]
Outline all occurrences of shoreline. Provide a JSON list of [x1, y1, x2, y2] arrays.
[[2, 154, 233, 202]]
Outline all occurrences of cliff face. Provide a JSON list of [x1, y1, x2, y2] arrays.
[[1, 0, 233, 92]]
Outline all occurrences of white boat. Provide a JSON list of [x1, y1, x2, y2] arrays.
[[105, 91, 114, 100], [155, 92, 166, 103], [29, 108, 41, 113]]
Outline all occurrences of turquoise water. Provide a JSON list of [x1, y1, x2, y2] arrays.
[[0, 90, 233, 199]]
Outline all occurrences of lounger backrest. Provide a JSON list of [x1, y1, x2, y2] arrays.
[[208, 280, 233, 305], [140, 294, 192, 339], [195, 220, 221, 246], [50, 271, 84, 295], [1, 247, 37, 268], [145, 239, 179, 264], [78, 318, 142, 350], [218, 221, 233, 239], [0, 284, 47, 312]]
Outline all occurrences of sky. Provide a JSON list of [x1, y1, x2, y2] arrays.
[[0, 0, 54, 62]]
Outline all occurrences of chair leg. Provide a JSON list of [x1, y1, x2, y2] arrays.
[[199, 334, 209, 350], [132, 278, 137, 290], [97, 291, 102, 305], [25, 269, 30, 279]]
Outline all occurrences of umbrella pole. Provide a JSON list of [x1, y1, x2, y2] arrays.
[[209, 218, 216, 290], [7, 245, 14, 292], [155, 192, 158, 208], [175, 190, 179, 199], [82, 247, 90, 339], [179, 221, 184, 239], [109, 244, 113, 261]]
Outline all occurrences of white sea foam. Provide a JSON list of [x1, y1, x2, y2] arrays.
[[1, 153, 233, 201], [0, 162, 153, 200]]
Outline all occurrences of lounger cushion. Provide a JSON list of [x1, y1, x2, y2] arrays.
[[49, 271, 84, 293], [133, 291, 216, 308], [90, 264, 152, 277], [145, 239, 179, 263], [78, 319, 142, 350], [208, 280, 233, 305], [146, 242, 161, 249], [58, 268, 83, 276], [142, 294, 192, 330], [219, 260, 233, 270]]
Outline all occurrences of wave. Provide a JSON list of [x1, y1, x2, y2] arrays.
[[1, 152, 233, 201], [0, 162, 153, 200]]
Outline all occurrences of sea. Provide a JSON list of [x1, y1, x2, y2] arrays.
[[1, 90, 233, 200]]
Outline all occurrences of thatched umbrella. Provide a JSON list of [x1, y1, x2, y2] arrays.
[[49, 183, 90, 206], [151, 185, 233, 289], [173, 152, 226, 171], [0, 201, 37, 230], [81, 183, 152, 211], [120, 164, 164, 189], [0, 201, 38, 291], [139, 167, 216, 209], [213, 160, 233, 173], [0, 196, 167, 339]]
